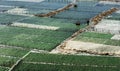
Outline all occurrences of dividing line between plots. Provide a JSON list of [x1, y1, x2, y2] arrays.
[[8, 50, 31, 71]]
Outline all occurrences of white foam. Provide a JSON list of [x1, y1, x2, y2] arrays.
[[5, 7, 33, 16], [116, 10, 120, 14], [111, 35, 120, 40], [94, 19, 120, 34], [12, 22, 59, 30], [99, 1, 120, 5], [6, 7, 28, 14]]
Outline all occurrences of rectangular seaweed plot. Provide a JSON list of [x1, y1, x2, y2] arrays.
[[0, 0, 68, 15], [13, 53, 120, 71], [0, 14, 28, 25], [18, 17, 83, 32], [52, 10, 97, 23], [0, 46, 29, 69], [13, 63, 120, 71], [70, 4, 112, 13], [44, 0, 72, 3], [74, 32, 120, 46], [105, 13, 120, 20], [26, 2, 67, 14], [0, 47, 29, 57], [0, 1, 36, 7], [0, 67, 9, 71], [0, 56, 18, 68], [0, 5, 14, 12], [0, 26, 73, 51]]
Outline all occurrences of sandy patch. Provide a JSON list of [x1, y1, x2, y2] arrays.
[[64, 40, 120, 55], [51, 40, 120, 55], [11, 22, 59, 30], [111, 35, 120, 40]]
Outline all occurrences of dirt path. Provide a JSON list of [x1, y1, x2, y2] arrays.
[[35, 3, 74, 17], [9, 51, 31, 71]]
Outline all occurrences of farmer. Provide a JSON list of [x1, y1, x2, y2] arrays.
[[87, 20, 90, 25], [75, 21, 80, 26]]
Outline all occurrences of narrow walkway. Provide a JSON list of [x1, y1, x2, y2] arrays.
[[34, 3, 74, 17], [8, 51, 31, 71]]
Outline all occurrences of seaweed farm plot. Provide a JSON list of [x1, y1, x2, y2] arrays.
[[74, 32, 120, 46], [0, 0, 120, 71], [0, 24, 81, 51], [76, 1, 98, 7], [1, 0, 68, 9], [0, 46, 29, 70], [0, 13, 28, 25], [27, 2, 68, 10], [52, 10, 97, 23], [13, 53, 120, 71], [4, 0, 44, 2], [0, 47, 29, 57], [17, 17, 83, 32], [26, 2, 68, 14], [0, 0, 68, 15], [52, 1, 113, 24], [69, 1, 111, 13], [0, 66, 9, 71], [0, 56, 17, 67], [105, 13, 120, 20], [0, 1, 36, 7], [44, 0, 72, 3]]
